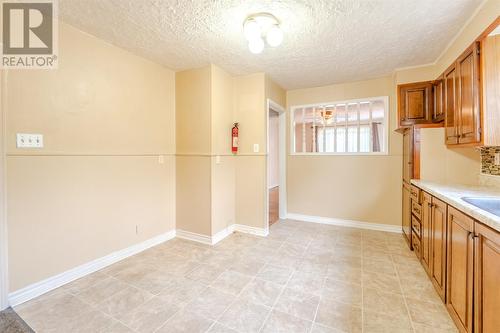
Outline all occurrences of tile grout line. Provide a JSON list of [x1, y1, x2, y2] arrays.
[[390, 235, 417, 333], [207, 232, 288, 333], [16, 224, 431, 333], [257, 226, 310, 332], [308, 233, 338, 333]]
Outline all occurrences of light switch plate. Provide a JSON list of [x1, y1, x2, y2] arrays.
[[495, 153, 500, 165], [16, 133, 43, 148], [253, 144, 260, 153], [215, 155, 221, 164]]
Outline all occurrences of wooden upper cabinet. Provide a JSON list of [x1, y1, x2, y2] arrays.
[[447, 207, 474, 333], [431, 197, 448, 302], [474, 222, 500, 333], [433, 76, 445, 122], [445, 41, 482, 147], [398, 82, 434, 127], [444, 64, 458, 145], [481, 32, 500, 146], [456, 42, 481, 145]]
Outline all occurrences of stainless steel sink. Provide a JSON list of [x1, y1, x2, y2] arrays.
[[462, 197, 500, 217]]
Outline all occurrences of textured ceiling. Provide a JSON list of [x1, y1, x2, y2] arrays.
[[59, 0, 484, 90]]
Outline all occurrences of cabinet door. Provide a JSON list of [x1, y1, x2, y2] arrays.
[[431, 197, 447, 301], [445, 65, 458, 145], [481, 34, 500, 146], [421, 192, 432, 275], [402, 182, 412, 247], [457, 42, 481, 145], [398, 82, 433, 126], [447, 207, 474, 333], [474, 222, 500, 333], [433, 77, 445, 122]]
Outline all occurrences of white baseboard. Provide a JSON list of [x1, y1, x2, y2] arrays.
[[211, 226, 234, 244], [286, 213, 402, 233], [8, 230, 176, 307], [8, 223, 269, 307], [232, 224, 269, 237], [176, 229, 213, 245], [177, 224, 269, 246]]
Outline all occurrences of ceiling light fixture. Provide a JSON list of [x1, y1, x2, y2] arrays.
[[243, 13, 283, 54]]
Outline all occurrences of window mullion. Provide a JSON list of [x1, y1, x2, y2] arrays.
[[344, 105, 348, 153], [369, 102, 373, 153], [302, 108, 306, 153], [322, 107, 326, 152], [357, 103, 361, 153], [312, 107, 316, 153], [334, 105, 337, 153]]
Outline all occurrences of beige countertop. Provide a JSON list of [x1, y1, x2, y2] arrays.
[[411, 179, 500, 233]]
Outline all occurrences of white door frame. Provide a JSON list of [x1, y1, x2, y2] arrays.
[[265, 98, 286, 233], [0, 70, 9, 310]]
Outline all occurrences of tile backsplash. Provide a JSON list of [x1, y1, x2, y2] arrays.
[[479, 147, 500, 176]]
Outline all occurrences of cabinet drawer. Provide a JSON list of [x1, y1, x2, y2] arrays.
[[412, 232, 421, 259], [412, 216, 422, 238], [410, 185, 421, 203], [412, 201, 422, 220]]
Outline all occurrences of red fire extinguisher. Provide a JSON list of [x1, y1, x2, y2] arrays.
[[232, 123, 239, 154]]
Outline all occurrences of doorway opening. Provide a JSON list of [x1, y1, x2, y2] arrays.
[[266, 99, 286, 229], [268, 109, 279, 226]]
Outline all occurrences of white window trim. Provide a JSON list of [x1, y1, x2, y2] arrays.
[[290, 96, 390, 156]]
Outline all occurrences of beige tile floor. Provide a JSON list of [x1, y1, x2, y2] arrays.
[[14, 220, 458, 333]]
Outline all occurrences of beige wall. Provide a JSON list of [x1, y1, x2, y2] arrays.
[[420, 128, 481, 185], [266, 75, 287, 108], [287, 76, 402, 226], [6, 23, 176, 292], [0, 69, 8, 309], [176, 156, 212, 235], [211, 66, 236, 234], [175, 67, 212, 235], [233, 74, 266, 229], [176, 67, 211, 155], [175, 69, 285, 234], [232, 74, 286, 230]]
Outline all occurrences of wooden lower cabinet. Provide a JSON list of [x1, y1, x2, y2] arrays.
[[431, 197, 448, 301], [402, 182, 412, 246], [447, 206, 474, 333], [420, 192, 432, 274], [406, 185, 500, 333], [474, 222, 500, 333]]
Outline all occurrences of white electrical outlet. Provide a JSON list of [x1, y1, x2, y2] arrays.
[[253, 143, 260, 153], [215, 155, 221, 164], [16, 133, 43, 148], [495, 152, 500, 165]]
